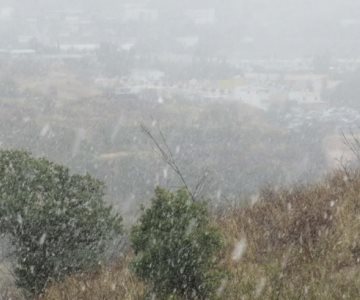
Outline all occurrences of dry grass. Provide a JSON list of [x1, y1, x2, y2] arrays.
[[39, 255, 145, 300], [217, 169, 360, 299], [7, 169, 360, 299]]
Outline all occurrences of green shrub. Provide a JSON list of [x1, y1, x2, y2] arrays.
[[0, 150, 122, 296], [131, 187, 223, 299]]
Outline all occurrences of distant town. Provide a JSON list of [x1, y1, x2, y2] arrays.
[[1, 1, 360, 187]]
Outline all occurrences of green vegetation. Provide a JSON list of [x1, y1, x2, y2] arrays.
[[33, 168, 360, 300], [130, 188, 224, 299], [0, 150, 122, 296], [3, 148, 360, 300]]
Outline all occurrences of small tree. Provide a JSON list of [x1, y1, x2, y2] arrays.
[[0, 150, 122, 296], [131, 188, 223, 299]]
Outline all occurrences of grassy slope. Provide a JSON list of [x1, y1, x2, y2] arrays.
[[34, 168, 360, 299]]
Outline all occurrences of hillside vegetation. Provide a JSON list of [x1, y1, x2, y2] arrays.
[[29, 168, 360, 299], [0, 62, 328, 217]]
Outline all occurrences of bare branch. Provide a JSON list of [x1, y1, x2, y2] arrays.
[[141, 123, 201, 202], [193, 169, 212, 199]]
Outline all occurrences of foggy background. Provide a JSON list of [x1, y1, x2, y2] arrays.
[[0, 0, 360, 217]]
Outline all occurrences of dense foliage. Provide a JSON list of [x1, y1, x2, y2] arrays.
[[131, 187, 223, 299], [0, 150, 122, 296], [19, 169, 360, 300]]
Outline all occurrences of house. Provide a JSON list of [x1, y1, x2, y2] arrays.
[[284, 73, 328, 95], [288, 90, 321, 104], [233, 86, 270, 110]]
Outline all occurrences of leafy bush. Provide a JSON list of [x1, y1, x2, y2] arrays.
[[131, 187, 223, 299], [0, 150, 122, 296]]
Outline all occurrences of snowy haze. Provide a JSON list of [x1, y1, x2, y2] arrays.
[[0, 0, 360, 216], [1, 0, 360, 56]]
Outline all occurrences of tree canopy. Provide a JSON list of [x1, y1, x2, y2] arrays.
[[0, 150, 122, 296]]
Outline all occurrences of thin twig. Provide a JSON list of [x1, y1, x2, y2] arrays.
[[140, 123, 197, 201]]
